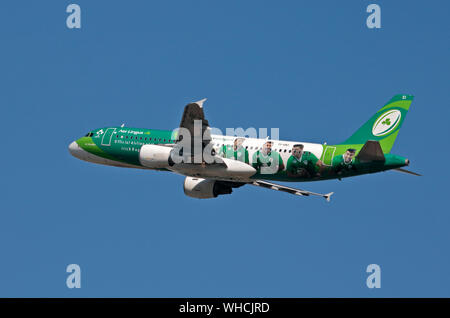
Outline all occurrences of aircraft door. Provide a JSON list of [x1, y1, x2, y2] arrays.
[[101, 128, 116, 146], [322, 146, 336, 166]]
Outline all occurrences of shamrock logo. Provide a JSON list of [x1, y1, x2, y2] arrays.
[[382, 118, 391, 126]]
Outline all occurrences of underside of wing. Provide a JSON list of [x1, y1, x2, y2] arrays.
[[176, 99, 213, 163], [178, 99, 209, 135]]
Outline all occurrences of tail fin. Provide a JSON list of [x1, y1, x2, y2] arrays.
[[341, 94, 413, 153]]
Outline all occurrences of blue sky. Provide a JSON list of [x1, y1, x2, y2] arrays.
[[0, 0, 449, 297]]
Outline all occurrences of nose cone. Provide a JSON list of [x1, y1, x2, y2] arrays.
[[68, 141, 83, 159], [68, 141, 78, 154]]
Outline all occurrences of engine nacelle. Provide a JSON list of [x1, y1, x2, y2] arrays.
[[139, 144, 173, 169], [183, 177, 234, 199]]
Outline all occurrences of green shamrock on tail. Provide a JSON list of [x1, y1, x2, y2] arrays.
[[382, 118, 391, 126]]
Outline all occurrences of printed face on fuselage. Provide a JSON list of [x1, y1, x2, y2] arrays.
[[292, 144, 304, 159], [262, 141, 272, 155], [343, 150, 356, 163], [234, 138, 245, 150]]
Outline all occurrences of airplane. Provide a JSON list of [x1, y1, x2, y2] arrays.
[[68, 94, 419, 201]]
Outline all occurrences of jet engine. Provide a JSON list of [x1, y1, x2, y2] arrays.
[[139, 144, 173, 169], [183, 177, 244, 199]]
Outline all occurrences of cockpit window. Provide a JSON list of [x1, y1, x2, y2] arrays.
[[85, 132, 94, 137]]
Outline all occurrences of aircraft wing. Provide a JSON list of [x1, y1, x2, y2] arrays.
[[176, 98, 213, 163], [249, 180, 334, 201]]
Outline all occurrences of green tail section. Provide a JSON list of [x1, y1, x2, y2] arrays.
[[341, 94, 413, 153]]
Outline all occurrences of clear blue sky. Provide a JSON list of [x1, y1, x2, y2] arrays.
[[0, 0, 449, 297]]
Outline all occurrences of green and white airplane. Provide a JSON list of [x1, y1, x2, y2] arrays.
[[69, 94, 419, 201]]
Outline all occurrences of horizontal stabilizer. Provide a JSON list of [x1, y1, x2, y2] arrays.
[[394, 168, 422, 176], [356, 140, 385, 163]]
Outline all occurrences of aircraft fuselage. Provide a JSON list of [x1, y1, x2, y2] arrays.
[[68, 126, 409, 183]]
